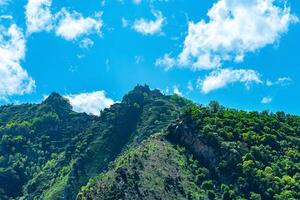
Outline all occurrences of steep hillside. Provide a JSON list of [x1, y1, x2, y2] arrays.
[[0, 93, 95, 199], [78, 102, 300, 200], [1, 86, 299, 199], [77, 133, 212, 200], [0, 85, 190, 199], [60, 85, 190, 200]]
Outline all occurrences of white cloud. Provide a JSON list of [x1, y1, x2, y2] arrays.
[[160, 0, 298, 70], [79, 38, 94, 49], [0, 23, 35, 97], [199, 68, 262, 94], [64, 90, 114, 116], [133, 10, 165, 35], [261, 96, 272, 104], [25, 0, 53, 34], [155, 53, 176, 70], [173, 85, 182, 96], [0, 15, 13, 20], [164, 86, 170, 94], [55, 8, 103, 40], [25, 1, 103, 41], [266, 76, 292, 86], [275, 76, 292, 86]]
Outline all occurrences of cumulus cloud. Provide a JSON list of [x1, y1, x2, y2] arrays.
[[64, 91, 114, 116], [158, 0, 298, 70], [55, 8, 102, 40], [179, 0, 298, 70], [155, 53, 176, 70], [173, 85, 182, 96], [25, 1, 103, 41], [261, 96, 272, 104], [198, 68, 262, 94], [133, 10, 165, 35], [25, 0, 53, 34], [0, 23, 35, 97]]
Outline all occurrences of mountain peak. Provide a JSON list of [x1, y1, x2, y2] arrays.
[[44, 92, 65, 103], [46, 92, 63, 99], [122, 84, 163, 105], [132, 84, 151, 93], [131, 84, 162, 96], [43, 92, 72, 112]]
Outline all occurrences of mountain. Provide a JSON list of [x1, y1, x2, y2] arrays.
[[0, 85, 299, 200], [0, 92, 96, 199], [0, 85, 191, 199], [77, 102, 300, 200]]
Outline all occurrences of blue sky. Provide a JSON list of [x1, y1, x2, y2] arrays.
[[0, 0, 300, 115]]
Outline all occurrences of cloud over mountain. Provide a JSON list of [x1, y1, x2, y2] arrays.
[[64, 91, 114, 116]]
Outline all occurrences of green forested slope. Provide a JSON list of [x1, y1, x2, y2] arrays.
[[0, 85, 190, 199], [0, 86, 299, 200], [78, 102, 300, 200], [77, 133, 214, 200], [0, 93, 95, 199]]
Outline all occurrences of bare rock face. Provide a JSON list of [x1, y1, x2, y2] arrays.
[[167, 118, 217, 169]]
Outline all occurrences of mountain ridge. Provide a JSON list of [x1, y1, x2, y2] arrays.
[[0, 85, 191, 199], [0, 85, 299, 200], [78, 102, 300, 200]]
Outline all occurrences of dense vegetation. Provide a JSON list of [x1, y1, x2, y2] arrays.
[[0, 93, 96, 199], [0, 85, 190, 199], [79, 102, 300, 200], [0, 85, 299, 199]]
